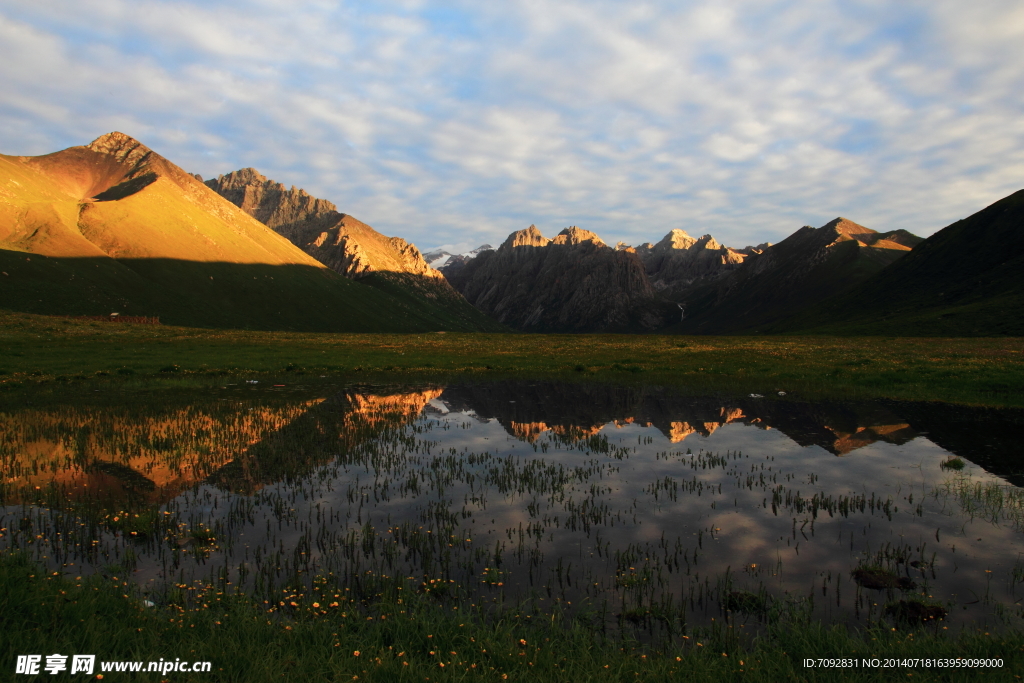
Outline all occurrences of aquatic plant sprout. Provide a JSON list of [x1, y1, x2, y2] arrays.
[[934, 474, 1024, 532]]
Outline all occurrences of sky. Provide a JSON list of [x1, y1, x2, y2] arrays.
[[1, 1, 1023, 254]]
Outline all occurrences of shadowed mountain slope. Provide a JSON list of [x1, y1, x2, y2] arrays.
[[666, 218, 922, 334], [445, 225, 678, 332], [0, 133, 487, 331], [205, 168, 504, 331], [766, 190, 1024, 336]]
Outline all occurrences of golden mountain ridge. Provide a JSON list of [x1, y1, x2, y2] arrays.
[[0, 132, 324, 266]]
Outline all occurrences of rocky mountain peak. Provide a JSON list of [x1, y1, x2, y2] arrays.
[[551, 226, 606, 247], [81, 132, 160, 187], [739, 242, 772, 255], [821, 217, 874, 239], [206, 169, 338, 227], [446, 225, 673, 332], [692, 234, 722, 251], [502, 225, 550, 250], [86, 132, 152, 164], [214, 167, 269, 189], [205, 168, 453, 288], [653, 229, 697, 252]]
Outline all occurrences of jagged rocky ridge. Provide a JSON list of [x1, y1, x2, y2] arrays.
[[445, 225, 679, 332], [629, 229, 769, 298], [205, 169, 504, 331], [205, 168, 439, 280]]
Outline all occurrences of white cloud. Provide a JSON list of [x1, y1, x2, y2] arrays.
[[0, 0, 1022, 252]]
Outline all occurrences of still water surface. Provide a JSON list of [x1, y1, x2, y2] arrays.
[[3, 380, 1023, 631]]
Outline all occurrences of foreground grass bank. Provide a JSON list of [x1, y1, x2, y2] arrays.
[[0, 311, 1020, 407], [3, 553, 1021, 682]]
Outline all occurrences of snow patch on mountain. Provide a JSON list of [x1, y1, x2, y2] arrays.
[[423, 244, 493, 270]]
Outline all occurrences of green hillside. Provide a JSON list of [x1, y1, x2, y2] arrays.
[[0, 252, 480, 332], [771, 189, 1024, 336], [357, 271, 508, 332]]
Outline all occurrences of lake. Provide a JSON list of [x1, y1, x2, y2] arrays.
[[3, 379, 1023, 635]]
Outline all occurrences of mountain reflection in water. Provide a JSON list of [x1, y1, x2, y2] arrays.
[[440, 382, 921, 456], [1, 388, 441, 504], [3, 380, 1024, 633]]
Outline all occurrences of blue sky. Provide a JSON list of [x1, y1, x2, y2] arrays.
[[1, 0, 1022, 253]]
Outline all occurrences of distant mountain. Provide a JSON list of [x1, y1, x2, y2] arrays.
[[0, 133, 495, 331], [631, 229, 767, 298], [205, 169, 503, 331], [421, 249, 450, 267], [444, 225, 677, 332], [666, 217, 922, 334], [769, 190, 1024, 336], [439, 246, 495, 278], [422, 244, 494, 275]]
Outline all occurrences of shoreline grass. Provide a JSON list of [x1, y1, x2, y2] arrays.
[[0, 311, 1021, 408], [3, 552, 1021, 682]]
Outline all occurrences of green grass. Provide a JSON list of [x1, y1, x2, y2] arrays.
[[0, 251, 503, 333], [0, 310, 1021, 407], [3, 552, 1021, 682], [3, 315, 1023, 681]]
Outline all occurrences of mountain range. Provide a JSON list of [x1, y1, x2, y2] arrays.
[[442, 217, 927, 333], [438, 194, 1022, 337], [1, 131, 1018, 336]]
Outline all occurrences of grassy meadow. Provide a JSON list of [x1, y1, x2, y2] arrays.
[[3, 552, 1021, 682], [0, 310, 1020, 407], [3, 310, 1024, 682]]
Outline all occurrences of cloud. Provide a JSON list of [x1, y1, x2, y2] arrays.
[[1, 0, 1022, 252]]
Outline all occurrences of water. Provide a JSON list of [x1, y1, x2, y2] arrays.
[[3, 380, 1024, 634]]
